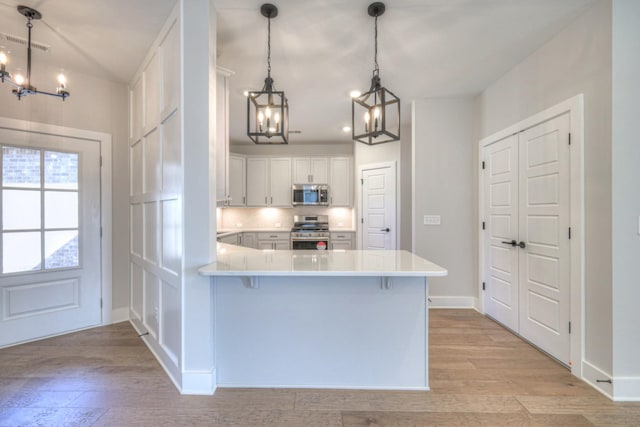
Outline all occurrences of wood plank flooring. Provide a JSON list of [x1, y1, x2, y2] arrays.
[[1, 309, 639, 426]]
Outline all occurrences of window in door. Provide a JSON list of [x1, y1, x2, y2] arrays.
[[1, 146, 80, 275]]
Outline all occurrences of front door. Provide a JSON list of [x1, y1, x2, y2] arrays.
[[361, 163, 396, 250], [0, 128, 101, 347]]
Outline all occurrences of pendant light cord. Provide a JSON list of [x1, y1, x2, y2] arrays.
[[26, 18, 33, 85], [373, 14, 379, 77], [267, 15, 272, 78]]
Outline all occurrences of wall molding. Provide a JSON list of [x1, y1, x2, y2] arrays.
[[429, 296, 476, 309], [582, 360, 613, 399], [613, 376, 640, 402], [182, 369, 217, 395]]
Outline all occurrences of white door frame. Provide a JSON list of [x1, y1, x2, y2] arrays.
[[357, 161, 397, 250], [0, 117, 113, 324], [478, 94, 584, 377]]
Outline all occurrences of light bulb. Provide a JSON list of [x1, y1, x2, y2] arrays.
[[0, 51, 7, 65], [364, 111, 370, 123], [374, 107, 381, 119], [274, 112, 280, 124], [265, 106, 271, 119], [350, 90, 361, 98], [57, 73, 67, 87], [258, 110, 264, 123], [14, 73, 25, 86]]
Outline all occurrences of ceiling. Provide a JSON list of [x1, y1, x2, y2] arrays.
[[0, 0, 596, 145]]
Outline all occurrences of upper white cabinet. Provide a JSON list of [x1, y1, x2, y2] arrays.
[[228, 154, 246, 206], [246, 157, 292, 207], [246, 158, 269, 206], [329, 157, 353, 206], [215, 66, 234, 204], [292, 157, 328, 184], [270, 158, 293, 206]]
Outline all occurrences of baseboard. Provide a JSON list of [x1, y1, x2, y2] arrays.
[[582, 360, 613, 399], [182, 369, 217, 395], [428, 296, 476, 309], [110, 306, 129, 324], [613, 376, 640, 401]]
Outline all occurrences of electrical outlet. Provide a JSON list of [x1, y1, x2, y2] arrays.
[[423, 215, 441, 225]]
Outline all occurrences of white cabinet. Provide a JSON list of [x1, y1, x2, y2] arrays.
[[330, 232, 355, 250], [270, 158, 292, 206], [292, 157, 328, 184], [329, 157, 352, 206], [246, 157, 292, 207], [218, 233, 240, 245], [257, 232, 290, 250], [228, 154, 246, 206], [242, 232, 256, 249], [215, 66, 234, 204], [246, 158, 269, 206]]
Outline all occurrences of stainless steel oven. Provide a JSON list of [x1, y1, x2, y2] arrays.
[[290, 215, 330, 250]]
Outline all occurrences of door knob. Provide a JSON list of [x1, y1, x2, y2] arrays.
[[381, 228, 390, 232], [501, 240, 526, 248]]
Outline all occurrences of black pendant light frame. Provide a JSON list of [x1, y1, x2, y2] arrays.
[[247, 3, 289, 144], [0, 5, 70, 101], [352, 2, 400, 145]]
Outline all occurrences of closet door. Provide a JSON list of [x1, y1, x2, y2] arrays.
[[483, 134, 519, 332], [483, 112, 571, 365], [518, 113, 571, 364]]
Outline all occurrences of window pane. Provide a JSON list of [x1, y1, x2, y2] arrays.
[[3, 232, 41, 273], [44, 151, 78, 190], [45, 230, 79, 269], [2, 189, 41, 230], [2, 147, 41, 188], [45, 191, 78, 229]]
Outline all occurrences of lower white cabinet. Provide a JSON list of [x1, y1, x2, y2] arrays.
[[330, 232, 355, 250], [218, 233, 240, 245], [257, 232, 290, 250], [242, 232, 256, 249]]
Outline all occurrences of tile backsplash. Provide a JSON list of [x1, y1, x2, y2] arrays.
[[219, 206, 355, 231]]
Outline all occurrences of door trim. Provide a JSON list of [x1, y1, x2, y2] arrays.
[[356, 161, 397, 250], [477, 94, 584, 377], [0, 117, 113, 324]]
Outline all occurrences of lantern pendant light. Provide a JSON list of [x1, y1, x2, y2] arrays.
[[0, 5, 70, 101], [247, 3, 289, 144], [352, 2, 400, 145]]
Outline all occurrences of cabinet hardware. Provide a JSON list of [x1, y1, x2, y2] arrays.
[[265, 196, 267, 204], [243, 196, 245, 204], [271, 196, 273, 204], [501, 240, 525, 248], [380, 228, 390, 232]]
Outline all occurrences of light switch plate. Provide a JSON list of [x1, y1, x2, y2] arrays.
[[424, 215, 441, 225]]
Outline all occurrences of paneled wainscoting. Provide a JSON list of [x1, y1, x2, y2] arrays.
[[1, 310, 639, 426]]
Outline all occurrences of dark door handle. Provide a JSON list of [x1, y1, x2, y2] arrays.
[[381, 228, 390, 232], [501, 240, 526, 248]]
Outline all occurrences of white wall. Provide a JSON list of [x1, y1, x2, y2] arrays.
[[220, 207, 354, 230], [412, 98, 475, 301], [611, 0, 640, 398], [0, 62, 130, 319], [475, 0, 613, 374]]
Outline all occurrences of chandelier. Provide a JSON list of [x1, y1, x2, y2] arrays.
[[352, 2, 400, 145], [0, 5, 69, 101], [247, 3, 288, 144]]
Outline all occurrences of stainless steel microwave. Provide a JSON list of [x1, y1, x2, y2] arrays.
[[292, 184, 329, 206]]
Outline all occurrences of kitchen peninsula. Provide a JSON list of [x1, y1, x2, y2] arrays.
[[199, 243, 447, 390]]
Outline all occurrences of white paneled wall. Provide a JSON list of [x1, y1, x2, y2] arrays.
[[129, 7, 183, 383]]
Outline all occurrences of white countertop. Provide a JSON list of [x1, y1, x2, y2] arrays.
[[198, 243, 447, 277]]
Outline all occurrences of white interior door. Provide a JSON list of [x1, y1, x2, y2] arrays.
[[361, 164, 396, 250], [484, 134, 519, 332], [482, 113, 571, 364], [0, 129, 101, 347], [518, 113, 571, 364]]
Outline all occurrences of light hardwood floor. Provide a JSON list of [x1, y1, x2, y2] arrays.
[[1, 309, 639, 426]]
